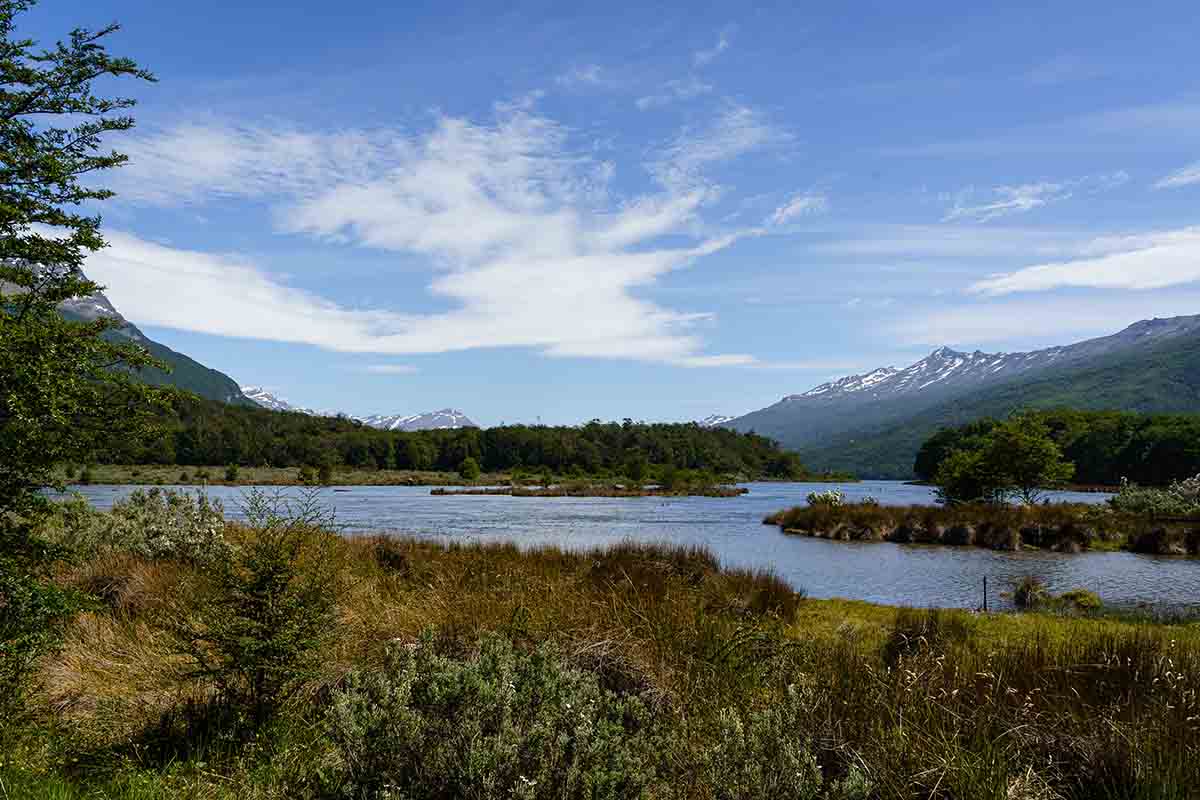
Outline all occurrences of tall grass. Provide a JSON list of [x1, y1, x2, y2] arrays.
[[764, 501, 1200, 554], [6, 505, 1199, 799]]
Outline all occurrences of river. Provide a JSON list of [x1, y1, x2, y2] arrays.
[[68, 480, 1199, 610]]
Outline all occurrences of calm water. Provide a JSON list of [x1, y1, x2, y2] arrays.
[[68, 481, 1199, 610]]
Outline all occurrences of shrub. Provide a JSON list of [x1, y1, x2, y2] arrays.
[[224, 464, 240, 482], [77, 466, 93, 485], [806, 488, 845, 507], [0, 524, 81, 718], [195, 468, 211, 482], [43, 489, 230, 566], [317, 462, 334, 485], [179, 471, 190, 483], [171, 489, 338, 727], [1012, 575, 1050, 610], [1109, 475, 1200, 516], [297, 465, 317, 485], [1058, 588, 1102, 611], [327, 631, 657, 800], [458, 457, 481, 481], [687, 684, 823, 800]]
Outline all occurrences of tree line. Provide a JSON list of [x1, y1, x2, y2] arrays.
[[91, 395, 812, 479], [916, 408, 1200, 487]]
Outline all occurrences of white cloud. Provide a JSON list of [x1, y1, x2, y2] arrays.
[[943, 182, 1067, 222], [694, 27, 733, 67], [942, 172, 1129, 222], [969, 226, 1200, 295], [649, 104, 790, 190], [363, 364, 419, 375], [86, 231, 411, 347], [98, 104, 785, 367], [635, 76, 714, 110], [770, 192, 828, 224], [1156, 161, 1200, 189], [555, 65, 614, 89], [810, 224, 1088, 259], [890, 291, 1200, 347]]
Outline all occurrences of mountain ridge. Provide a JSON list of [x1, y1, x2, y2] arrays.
[[725, 314, 1200, 478]]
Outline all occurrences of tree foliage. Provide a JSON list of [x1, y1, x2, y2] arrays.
[[0, 0, 156, 709], [87, 394, 814, 480], [932, 415, 1074, 505], [917, 409, 1200, 488]]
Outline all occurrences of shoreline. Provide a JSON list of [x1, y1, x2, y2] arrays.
[[58, 464, 855, 488]]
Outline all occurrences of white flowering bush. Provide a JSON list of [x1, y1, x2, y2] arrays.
[[691, 684, 824, 800], [327, 631, 657, 800], [1109, 475, 1200, 516], [46, 489, 230, 565], [806, 488, 845, 507]]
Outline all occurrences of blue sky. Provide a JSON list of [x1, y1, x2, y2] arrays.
[[24, 0, 1200, 424]]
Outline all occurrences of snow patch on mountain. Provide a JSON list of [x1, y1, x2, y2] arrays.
[[697, 415, 735, 427], [359, 409, 477, 431]]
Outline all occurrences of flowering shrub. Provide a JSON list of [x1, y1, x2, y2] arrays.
[[47, 489, 230, 565], [806, 488, 845, 507], [327, 632, 657, 800], [1109, 475, 1200, 516]]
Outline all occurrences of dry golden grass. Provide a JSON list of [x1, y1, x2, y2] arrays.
[[16, 520, 1200, 800]]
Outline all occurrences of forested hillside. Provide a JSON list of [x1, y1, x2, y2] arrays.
[[915, 409, 1200, 487], [800, 332, 1200, 478], [90, 395, 811, 478]]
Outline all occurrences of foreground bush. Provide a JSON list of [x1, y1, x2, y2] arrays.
[[45, 488, 230, 565], [329, 632, 657, 800]]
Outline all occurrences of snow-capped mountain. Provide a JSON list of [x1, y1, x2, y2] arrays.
[[239, 390, 478, 432], [727, 315, 1200, 453], [359, 409, 477, 431], [697, 415, 736, 427], [239, 386, 320, 415]]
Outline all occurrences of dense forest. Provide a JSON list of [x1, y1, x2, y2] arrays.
[[91, 395, 811, 479], [915, 409, 1200, 486]]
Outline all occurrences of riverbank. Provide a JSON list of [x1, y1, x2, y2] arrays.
[[59, 463, 832, 488], [7, 493, 1198, 799], [765, 501, 1200, 555]]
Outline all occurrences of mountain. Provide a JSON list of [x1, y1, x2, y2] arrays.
[[726, 315, 1200, 478], [359, 409, 477, 431], [239, 389, 478, 432], [239, 386, 322, 415], [697, 414, 736, 428], [59, 286, 252, 406]]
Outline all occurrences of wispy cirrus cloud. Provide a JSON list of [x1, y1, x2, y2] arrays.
[[769, 192, 828, 225], [968, 226, 1200, 295], [693, 26, 734, 67], [649, 104, 790, 190], [890, 290, 1200, 347], [1155, 161, 1200, 189], [635, 76, 713, 110], [555, 64, 617, 90], [100, 102, 788, 368], [942, 172, 1129, 222], [363, 364, 419, 375]]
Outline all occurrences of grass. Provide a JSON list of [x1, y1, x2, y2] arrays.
[[5, 508, 1200, 798], [765, 501, 1200, 554]]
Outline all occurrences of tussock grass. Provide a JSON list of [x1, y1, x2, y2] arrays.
[[764, 501, 1200, 553], [6, 514, 1200, 799]]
